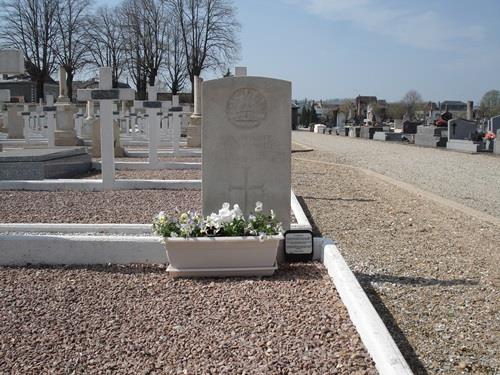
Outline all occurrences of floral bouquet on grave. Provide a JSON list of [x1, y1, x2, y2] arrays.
[[484, 131, 496, 141], [152, 201, 283, 239]]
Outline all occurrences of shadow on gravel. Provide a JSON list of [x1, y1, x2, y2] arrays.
[[300, 195, 376, 203], [355, 272, 478, 287], [355, 276, 430, 375], [296, 196, 323, 237]]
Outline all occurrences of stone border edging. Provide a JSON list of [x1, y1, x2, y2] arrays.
[[321, 239, 413, 375], [0, 179, 202, 191]]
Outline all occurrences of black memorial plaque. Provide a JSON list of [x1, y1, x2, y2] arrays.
[[91, 90, 119, 100], [284, 230, 314, 262], [144, 101, 162, 108]]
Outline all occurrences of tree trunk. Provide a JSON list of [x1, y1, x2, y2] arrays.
[[66, 70, 74, 102], [36, 77, 45, 102]]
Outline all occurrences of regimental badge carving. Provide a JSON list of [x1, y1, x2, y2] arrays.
[[226, 88, 267, 129]]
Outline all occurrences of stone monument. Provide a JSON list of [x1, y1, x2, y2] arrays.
[[55, 67, 81, 146], [202, 73, 291, 230], [187, 76, 203, 147]]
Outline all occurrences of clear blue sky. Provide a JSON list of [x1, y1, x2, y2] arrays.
[[232, 0, 500, 103]]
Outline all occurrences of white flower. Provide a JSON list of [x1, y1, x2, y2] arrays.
[[218, 203, 233, 223], [259, 233, 266, 242], [170, 232, 179, 238], [255, 201, 263, 213], [270, 209, 275, 219], [233, 204, 243, 219]]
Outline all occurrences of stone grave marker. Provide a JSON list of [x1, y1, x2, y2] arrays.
[[447, 119, 483, 153], [490, 115, 500, 134], [202, 75, 291, 230], [77, 67, 135, 189], [187, 75, 203, 147], [0, 49, 24, 74]]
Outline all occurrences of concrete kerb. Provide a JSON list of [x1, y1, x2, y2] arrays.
[[321, 238, 413, 375], [0, 190, 412, 374], [0, 179, 202, 191], [92, 161, 201, 171]]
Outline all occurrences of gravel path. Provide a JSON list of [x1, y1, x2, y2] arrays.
[[291, 156, 500, 374], [293, 131, 500, 218], [0, 190, 201, 223], [0, 263, 376, 374]]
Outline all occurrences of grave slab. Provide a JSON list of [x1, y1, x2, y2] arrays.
[[0, 147, 91, 180], [373, 132, 402, 142], [360, 126, 383, 139]]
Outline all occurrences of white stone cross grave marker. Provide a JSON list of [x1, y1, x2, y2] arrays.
[[77, 67, 135, 189], [44, 95, 56, 147], [139, 85, 163, 166]]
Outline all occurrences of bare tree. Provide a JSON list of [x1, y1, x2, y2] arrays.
[[121, 0, 169, 98], [0, 0, 59, 100], [163, 17, 187, 95], [54, 0, 91, 100], [402, 89, 423, 120], [169, 0, 240, 91], [85, 5, 126, 87]]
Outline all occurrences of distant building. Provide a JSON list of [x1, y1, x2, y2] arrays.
[[0, 78, 58, 103], [439, 101, 467, 114]]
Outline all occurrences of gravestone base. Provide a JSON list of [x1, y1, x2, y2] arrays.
[[55, 105, 83, 146], [360, 126, 383, 139], [373, 132, 402, 142], [415, 126, 448, 148], [91, 119, 124, 158], [187, 115, 201, 148], [447, 140, 482, 153], [0, 147, 91, 180]]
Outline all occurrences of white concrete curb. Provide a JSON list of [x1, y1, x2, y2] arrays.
[[0, 234, 166, 265], [125, 149, 201, 158], [0, 179, 201, 191], [92, 161, 201, 170], [0, 223, 152, 234], [321, 239, 413, 375]]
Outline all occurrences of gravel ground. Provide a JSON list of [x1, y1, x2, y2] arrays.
[[77, 169, 201, 180], [0, 190, 201, 223], [0, 263, 376, 374], [293, 131, 500, 218], [291, 156, 500, 374]]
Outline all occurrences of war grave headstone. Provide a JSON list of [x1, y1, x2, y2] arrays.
[[202, 74, 291, 231], [77, 67, 135, 189], [446, 119, 484, 153]]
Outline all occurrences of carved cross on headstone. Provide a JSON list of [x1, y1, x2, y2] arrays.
[[77, 67, 135, 189], [229, 166, 265, 215]]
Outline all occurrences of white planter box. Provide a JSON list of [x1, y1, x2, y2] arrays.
[[164, 235, 283, 277]]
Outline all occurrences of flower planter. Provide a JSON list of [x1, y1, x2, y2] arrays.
[[164, 235, 283, 278]]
